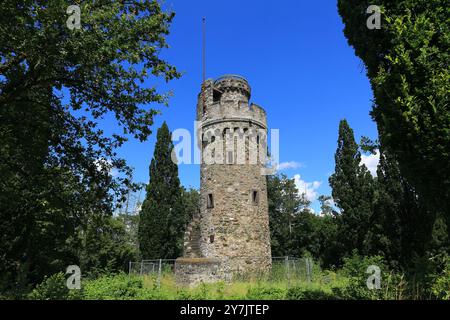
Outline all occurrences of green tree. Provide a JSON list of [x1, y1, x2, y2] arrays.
[[338, 0, 450, 232], [267, 174, 308, 256], [291, 211, 338, 267], [0, 0, 179, 292], [267, 175, 339, 265], [78, 215, 138, 278], [367, 148, 433, 269], [118, 213, 140, 258], [182, 187, 200, 222], [329, 120, 374, 259], [318, 195, 335, 216], [138, 122, 186, 259]]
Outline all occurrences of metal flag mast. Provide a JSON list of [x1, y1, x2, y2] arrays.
[[202, 17, 206, 114]]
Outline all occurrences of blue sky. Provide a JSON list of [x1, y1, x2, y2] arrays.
[[114, 0, 379, 211]]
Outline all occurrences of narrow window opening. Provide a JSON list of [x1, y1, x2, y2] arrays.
[[207, 193, 214, 208], [213, 89, 222, 103], [209, 234, 215, 243], [210, 136, 216, 159], [252, 190, 259, 205]]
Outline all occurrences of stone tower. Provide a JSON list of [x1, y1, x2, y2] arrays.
[[180, 75, 272, 279]]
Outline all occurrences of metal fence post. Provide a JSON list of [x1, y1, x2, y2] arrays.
[[140, 260, 144, 276], [157, 259, 162, 289], [285, 256, 290, 289], [306, 258, 312, 283]]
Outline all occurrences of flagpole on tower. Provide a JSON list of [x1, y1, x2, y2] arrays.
[[202, 17, 206, 114], [202, 17, 206, 84]]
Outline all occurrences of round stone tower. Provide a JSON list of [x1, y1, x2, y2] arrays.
[[183, 75, 272, 275]]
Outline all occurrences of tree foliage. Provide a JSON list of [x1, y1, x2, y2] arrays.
[[368, 148, 434, 269], [337, 0, 450, 229], [329, 122, 448, 270], [0, 0, 179, 291], [78, 215, 138, 278], [267, 174, 307, 256], [138, 122, 186, 259], [182, 187, 200, 222], [267, 174, 338, 266], [329, 120, 374, 258]]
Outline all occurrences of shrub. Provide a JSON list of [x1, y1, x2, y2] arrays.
[[245, 286, 286, 300], [333, 254, 388, 300], [82, 273, 143, 300], [431, 260, 450, 300], [286, 287, 338, 300], [28, 273, 70, 300]]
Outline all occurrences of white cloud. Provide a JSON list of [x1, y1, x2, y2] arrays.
[[293, 174, 321, 202], [277, 161, 304, 171], [360, 150, 380, 177]]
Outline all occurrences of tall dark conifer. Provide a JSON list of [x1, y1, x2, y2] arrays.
[[338, 0, 450, 235], [329, 120, 374, 258], [369, 148, 434, 269], [138, 122, 185, 259]]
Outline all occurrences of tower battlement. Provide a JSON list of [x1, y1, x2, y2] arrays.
[[196, 75, 267, 128], [214, 74, 251, 100]]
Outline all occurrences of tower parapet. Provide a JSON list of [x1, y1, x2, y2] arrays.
[[214, 74, 251, 101], [196, 75, 267, 129]]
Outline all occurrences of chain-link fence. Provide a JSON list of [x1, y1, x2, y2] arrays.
[[129, 259, 176, 275], [267, 256, 314, 284], [129, 256, 315, 288]]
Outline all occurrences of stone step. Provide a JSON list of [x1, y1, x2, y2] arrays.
[[183, 214, 203, 258]]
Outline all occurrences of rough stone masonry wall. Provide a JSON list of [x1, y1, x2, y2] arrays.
[[176, 76, 272, 287], [174, 258, 229, 288], [199, 76, 272, 274], [199, 162, 272, 274]]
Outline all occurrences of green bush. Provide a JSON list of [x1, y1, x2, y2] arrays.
[[333, 254, 388, 300], [286, 287, 338, 300], [26, 257, 449, 300], [28, 273, 70, 300], [82, 273, 143, 300], [245, 286, 286, 300], [431, 260, 450, 300]]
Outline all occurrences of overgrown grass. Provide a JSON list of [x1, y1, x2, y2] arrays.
[[23, 267, 350, 300], [24, 254, 450, 300]]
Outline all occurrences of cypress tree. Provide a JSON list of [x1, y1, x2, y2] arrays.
[[338, 0, 450, 234], [369, 148, 434, 269], [366, 149, 403, 268], [138, 122, 185, 259], [329, 119, 374, 258]]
